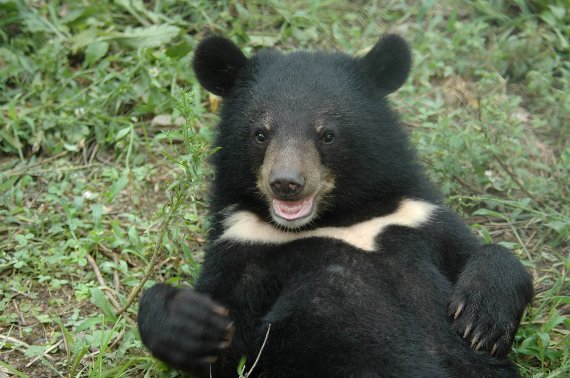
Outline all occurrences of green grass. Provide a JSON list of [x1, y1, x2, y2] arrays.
[[0, 1, 568, 377]]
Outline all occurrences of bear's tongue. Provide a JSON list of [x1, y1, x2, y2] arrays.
[[272, 197, 314, 221]]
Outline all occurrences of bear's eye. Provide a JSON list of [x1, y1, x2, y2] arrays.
[[254, 130, 267, 144], [321, 132, 335, 145]]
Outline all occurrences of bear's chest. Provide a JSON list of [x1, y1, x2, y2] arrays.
[[218, 199, 438, 252]]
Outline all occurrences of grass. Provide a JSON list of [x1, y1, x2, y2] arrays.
[[0, 0, 568, 377]]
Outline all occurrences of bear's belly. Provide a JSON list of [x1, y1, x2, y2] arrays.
[[243, 246, 462, 376], [203, 237, 514, 377], [267, 243, 453, 335]]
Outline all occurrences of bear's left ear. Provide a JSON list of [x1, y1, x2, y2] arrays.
[[193, 36, 247, 97], [360, 34, 411, 95]]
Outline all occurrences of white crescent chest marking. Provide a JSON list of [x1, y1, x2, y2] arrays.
[[219, 199, 438, 252]]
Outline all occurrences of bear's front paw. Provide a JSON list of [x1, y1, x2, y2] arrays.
[[448, 284, 516, 357], [138, 285, 234, 371], [448, 245, 533, 358]]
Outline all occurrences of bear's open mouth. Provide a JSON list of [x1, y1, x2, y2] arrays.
[[272, 196, 315, 221]]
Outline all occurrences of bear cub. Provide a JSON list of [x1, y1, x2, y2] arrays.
[[138, 35, 533, 377]]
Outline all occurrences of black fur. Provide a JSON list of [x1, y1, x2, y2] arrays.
[[192, 36, 247, 97], [360, 34, 412, 96], [138, 35, 533, 377]]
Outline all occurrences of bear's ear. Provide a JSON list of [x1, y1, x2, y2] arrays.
[[193, 36, 247, 97], [360, 34, 411, 95]]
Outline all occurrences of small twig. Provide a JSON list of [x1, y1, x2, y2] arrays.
[[39, 320, 48, 341], [97, 244, 120, 259], [494, 155, 538, 203], [109, 330, 126, 350], [86, 253, 108, 287], [97, 245, 135, 267], [85, 350, 100, 359], [244, 324, 271, 378], [156, 256, 175, 270], [10, 289, 34, 299], [507, 223, 535, 275], [86, 254, 121, 310], [82, 141, 88, 166], [25, 340, 61, 367], [125, 125, 135, 173], [96, 154, 114, 165], [7, 164, 102, 177], [0, 334, 30, 348], [112, 253, 121, 292], [3, 151, 69, 177], [452, 174, 483, 195], [88, 144, 99, 165], [12, 300, 26, 326], [60, 330, 70, 365], [526, 228, 538, 246]]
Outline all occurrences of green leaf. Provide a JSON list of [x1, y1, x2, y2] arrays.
[[36, 314, 51, 323], [63, 143, 79, 152], [248, 34, 278, 47], [0, 176, 18, 192], [537, 332, 550, 349], [547, 5, 566, 20], [84, 41, 109, 66], [237, 356, 247, 376], [117, 25, 180, 49], [115, 126, 132, 141], [542, 310, 566, 333], [90, 288, 116, 319], [540, 11, 558, 27], [127, 226, 141, 248], [25, 344, 48, 359], [14, 234, 28, 246], [70, 29, 99, 51], [166, 41, 192, 58], [106, 175, 129, 201], [497, 241, 517, 249], [545, 220, 569, 233], [472, 208, 506, 220], [91, 203, 103, 227], [76, 315, 103, 333]]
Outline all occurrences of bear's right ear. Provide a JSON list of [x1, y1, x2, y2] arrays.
[[193, 37, 247, 97]]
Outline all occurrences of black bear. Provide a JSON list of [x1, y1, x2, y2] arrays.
[[137, 35, 533, 377]]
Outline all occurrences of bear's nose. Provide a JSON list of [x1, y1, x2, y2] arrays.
[[269, 171, 305, 198]]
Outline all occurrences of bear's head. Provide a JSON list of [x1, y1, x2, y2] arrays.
[[194, 35, 428, 231]]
